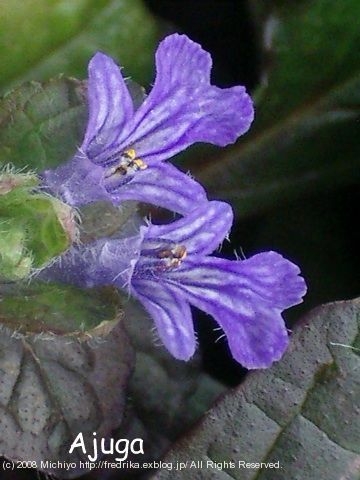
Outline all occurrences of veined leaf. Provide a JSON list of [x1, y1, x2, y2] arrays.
[[0, 285, 134, 478], [0, 78, 86, 171], [151, 298, 360, 480]]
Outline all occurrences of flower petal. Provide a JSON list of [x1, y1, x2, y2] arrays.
[[42, 152, 207, 213], [111, 34, 254, 163], [106, 162, 208, 215], [41, 154, 108, 206], [146, 200, 233, 255], [40, 233, 144, 289], [131, 278, 196, 360], [167, 252, 306, 368], [83, 52, 134, 157]]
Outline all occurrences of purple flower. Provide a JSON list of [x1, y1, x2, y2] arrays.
[[42, 34, 254, 214], [44, 201, 306, 369]]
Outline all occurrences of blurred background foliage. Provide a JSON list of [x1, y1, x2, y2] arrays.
[[0, 0, 160, 90], [0, 0, 359, 383]]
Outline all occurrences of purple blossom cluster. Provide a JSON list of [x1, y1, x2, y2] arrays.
[[42, 34, 306, 369]]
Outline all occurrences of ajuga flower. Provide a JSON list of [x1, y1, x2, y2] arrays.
[[43, 201, 306, 369], [42, 34, 254, 214]]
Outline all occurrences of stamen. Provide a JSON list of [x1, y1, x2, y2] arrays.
[[105, 148, 148, 178], [123, 149, 136, 160], [132, 159, 148, 170], [158, 244, 187, 269]]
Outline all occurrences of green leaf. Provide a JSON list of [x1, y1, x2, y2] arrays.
[[151, 298, 360, 480], [0, 74, 147, 173], [0, 310, 134, 478], [0, 0, 160, 92], [193, 0, 360, 218], [0, 282, 121, 334], [0, 78, 86, 171]]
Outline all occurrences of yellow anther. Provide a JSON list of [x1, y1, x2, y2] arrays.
[[106, 148, 148, 178], [124, 148, 137, 160], [133, 159, 148, 170]]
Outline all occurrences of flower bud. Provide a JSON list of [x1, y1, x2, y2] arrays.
[[0, 220, 32, 281], [0, 167, 78, 281]]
